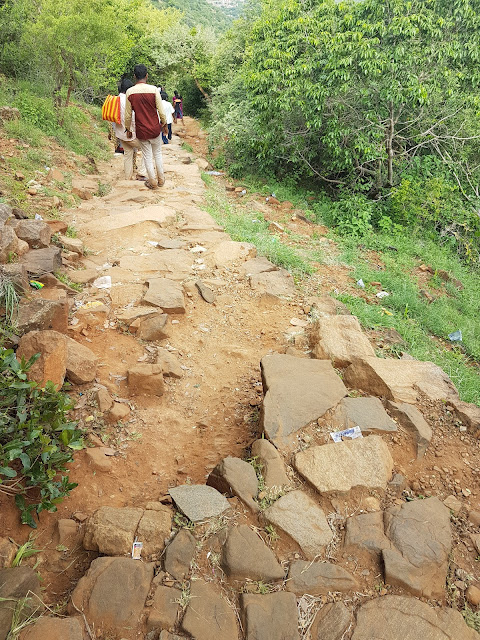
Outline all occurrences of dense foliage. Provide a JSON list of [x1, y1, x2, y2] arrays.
[[208, 0, 480, 260], [0, 350, 83, 527]]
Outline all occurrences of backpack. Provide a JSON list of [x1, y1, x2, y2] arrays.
[[101, 95, 121, 124]]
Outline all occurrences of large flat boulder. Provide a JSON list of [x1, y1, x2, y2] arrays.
[[286, 560, 358, 595], [182, 579, 238, 640], [84, 204, 176, 234], [169, 485, 230, 522], [147, 585, 181, 632], [311, 315, 375, 367], [344, 357, 458, 404], [351, 595, 479, 640], [383, 497, 452, 598], [260, 353, 347, 448], [241, 592, 300, 640], [294, 436, 393, 494], [143, 278, 186, 313], [332, 397, 397, 435], [119, 250, 192, 279], [221, 525, 284, 582], [263, 490, 333, 559], [70, 557, 153, 640]]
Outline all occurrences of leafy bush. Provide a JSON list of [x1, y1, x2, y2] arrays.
[[0, 349, 83, 527]]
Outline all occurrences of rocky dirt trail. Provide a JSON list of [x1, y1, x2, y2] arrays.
[[1, 118, 480, 640]]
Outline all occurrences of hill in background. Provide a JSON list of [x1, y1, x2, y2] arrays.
[[155, 0, 245, 30]]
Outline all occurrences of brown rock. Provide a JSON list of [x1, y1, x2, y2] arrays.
[[137, 313, 169, 341], [195, 279, 215, 303], [21, 246, 62, 274], [144, 278, 185, 313], [0, 225, 19, 263], [65, 337, 98, 384], [17, 298, 68, 335], [261, 353, 347, 448], [221, 525, 284, 582], [72, 187, 93, 200], [128, 364, 164, 396], [106, 402, 130, 423], [156, 348, 182, 378], [96, 387, 113, 412], [294, 436, 394, 493], [466, 585, 480, 607], [83, 506, 143, 556], [443, 495, 462, 515], [14, 220, 52, 249], [0, 567, 42, 640], [387, 401, 432, 458], [207, 456, 259, 512], [137, 506, 172, 556], [147, 586, 181, 632], [286, 560, 358, 595], [241, 592, 299, 640], [67, 268, 97, 284], [70, 557, 153, 639], [56, 519, 82, 550], [351, 595, 479, 640], [311, 315, 376, 367], [58, 234, 84, 255], [182, 579, 238, 640], [344, 357, 458, 404], [0, 264, 28, 293], [19, 616, 85, 640], [250, 439, 289, 488], [307, 295, 351, 317], [345, 511, 391, 556], [239, 257, 278, 278], [164, 529, 196, 580], [263, 490, 333, 559], [451, 399, 480, 435], [44, 220, 68, 234], [17, 330, 67, 389], [383, 497, 451, 598], [85, 447, 112, 473], [310, 602, 352, 640], [212, 240, 256, 267], [333, 397, 397, 435], [0, 537, 16, 569], [250, 269, 296, 297], [75, 303, 109, 328]]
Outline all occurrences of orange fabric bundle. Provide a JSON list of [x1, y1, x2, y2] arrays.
[[101, 95, 121, 124]]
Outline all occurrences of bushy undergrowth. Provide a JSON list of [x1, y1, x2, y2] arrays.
[[0, 350, 83, 527], [0, 78, 110, 160]]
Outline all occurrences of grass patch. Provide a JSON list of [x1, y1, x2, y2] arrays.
[[203, 184, 316, 277]]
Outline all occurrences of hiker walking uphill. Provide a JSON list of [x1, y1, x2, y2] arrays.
[[125, 64, 167, 189]]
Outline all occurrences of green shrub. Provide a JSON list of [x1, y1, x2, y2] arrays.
[[0, 349, 83, 527]]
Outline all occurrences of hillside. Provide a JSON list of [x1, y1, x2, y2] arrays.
[[154, 0, 243, 29]]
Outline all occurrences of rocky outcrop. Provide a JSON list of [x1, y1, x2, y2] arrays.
[[16, 330, 67, 389], [65, 337, 98, 385], [386, 401, 433, 458], [286, 560, 358, 595], [332, 396, 397, 435]]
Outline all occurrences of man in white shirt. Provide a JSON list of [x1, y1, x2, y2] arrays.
[[160, 91, 175, 144]]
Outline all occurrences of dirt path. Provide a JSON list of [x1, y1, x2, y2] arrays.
[[1, 118, 308, 600]]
